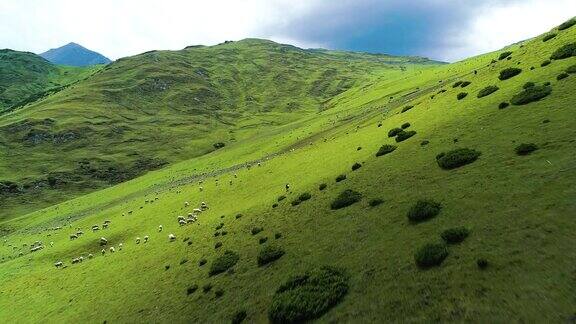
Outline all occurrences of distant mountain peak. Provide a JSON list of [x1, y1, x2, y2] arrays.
[[40, 42, 111, 67]]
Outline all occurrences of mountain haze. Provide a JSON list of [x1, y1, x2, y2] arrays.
[[40, 42, 111, 66]]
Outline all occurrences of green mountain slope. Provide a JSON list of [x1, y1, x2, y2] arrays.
[[0, 49, 96, 113], [0, 19, 575, 323], [0, 39, 441, 221]]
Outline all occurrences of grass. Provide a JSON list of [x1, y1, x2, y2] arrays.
[[0, 20, 574, 323]]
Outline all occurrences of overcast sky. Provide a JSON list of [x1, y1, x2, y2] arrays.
[[0, 0, 574, 62]]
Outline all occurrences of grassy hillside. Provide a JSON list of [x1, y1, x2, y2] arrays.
[[0, 49, 96, 112], [0, 39, 441, 221], [0, 19, 575, 323]]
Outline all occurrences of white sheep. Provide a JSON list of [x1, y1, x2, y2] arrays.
[[79, 256, 84, 262], [50, 241, 54, 247], [158, 225, 163, 232], [109, 247, 115, 253], [118, 243, 123, 250], [193, 208, 202, 213], [144, 235, 149, 243], [72, 258, 80, 264], [101, 249, 106, 255], [179, 219, 187, 226], [184, 201, 190, 207], [54, 261, 63, 268], [100, 237, 108, 246], [69, 234, 78, 240], [136, 237, 141, 244], [102, 223, 109, 229], [168, 234, 176, 242], [88, 254, 94, 259]]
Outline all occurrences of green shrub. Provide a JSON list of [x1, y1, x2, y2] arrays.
[[441, 227, 470, 244], [272, 203, 278, 208], [414, 243, 448, 268], [498, 51, 512, 60], [452, 81, 463, 88], [231, 310, 247, 324], [499, 68, 522, 80], [457, 92, 468, 100], [498, 102, 510, 109], [558, 18, 576, 30], [165, 265, 170, 270], [395, 130, 416, 142], [550, 43, 576, 60], [566, 64, 576, 73], [235, 214, 243, 219], [203, 283, 213, 293], [541, 60, 551, 67], [180, 258, 189, 265], [298, 192, 311, 202], [275, 232, 282, 239], [523, 82, 535, 89], [319, 183, 327, 190], [257, 244, 285, 266], [510, 85, 552, 105], [388, 127, 403, 137], [368, 198, 384, 207], [542, 33, 557, 42], [477, 258, 489, 270], [515, 143, 538, 155], [213, 142, 226, 149], [215, 289, 224, 298], [557, 72, 569, 80], [187, 284, 198, 295], [215, 242, 223, 249], [401, 122, 411, 129], [216, 223, 224, 230], [290, 199, 301, 206], [268, 266, 349, 323], [420, 140, 430, 146], [460, 81, 471, 88], [199, 258, 207, 266], [351, 163, 362, 171], [477, 85, 499, 98], [407, 199, 442, 223], [277, 195, 286, 202], [222, 231, 228, 236], [331, 189, 362, 210], [251, 227, 263, 235], [401, 105, 414, 113], [259, 237, 268, 244], [436, 148, 481, 170], [209, 250, 240, 276], [335, 174, 346, 182]]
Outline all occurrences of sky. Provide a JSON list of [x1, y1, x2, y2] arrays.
[[0, 0, 574, 62]]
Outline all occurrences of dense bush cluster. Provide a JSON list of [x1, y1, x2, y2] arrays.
[[351, 163, 362, 171], [457, 92, 468, 100], [510, 85, 552, 105], [209, 250, 240, 276], [542, 33, 557, 42], [558, 18, 576, 30], [557, 72, 569, 80], [375, 144, 397, 157], [335, 174, 346, 182], [414, 243, 448, 268], [257, 244, 285, 266], [268, 266, 349, 323], [550, 43, 576, 60], [388, 127, 403, 137], [499, 68, 522, 80], [331, 189, 362, 210], [395, 130, 416, 142], [436, 148, 481, 170], [401, 105, 414, 113], [441, 227, 470, 244], [477, 85, 499, 98], [515, 143, 538, 155], [498, 51, 513, 60], [407, 199, 442, 223]]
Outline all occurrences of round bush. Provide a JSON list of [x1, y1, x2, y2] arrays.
[[510, 85, 552, 105], [331, 189, 362, 210], [335, 174, 346, 182], [436, 148, 481, 170], [395, 130, 416, 142], [558, 18, 576, 31], [401, 105, 414, 113], [199, 258, 207, 266], [251, 226, 263, 235], [441, 227, 470, 244], [401, 122, 411, 129], [498, 51, 512, 60], [498, 102, 510, 109], [275, 232, 282, 239], [542, 33, 557, 42], [187, 284, 198, 295], [515, 143, 538, 155], [407, 199, 442, 223], [209, 250, 240, 276], [368, 198, 384, 207], [414, 243, 448, 268], [566, 64, 576, 74], [319, 183, 327, 191], [215, 242, 223, 249], [477, 258, 489, 270], [550, 43, 576, 60], [268, 266, 349, 323], [351, 163, 362, 171], [259, 237, 268, 244], [257, 244, 285, 266], [231, 310, 247, 324], [457, 92, 468, 100], [388, 127, 403, 137], [499, 68, 522, 80], [557, 72, 569, 80], [477, 85, 499, 98], [376, 144, 397, 157]]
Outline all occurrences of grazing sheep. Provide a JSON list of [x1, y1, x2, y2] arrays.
[[92, 225, 100, 232], [199, 186, 203, 192], [101, 249, 106, 255], [118, 243, 123, 250], [136, 237, 141, 244], [30, 246, 44, 252], [229, 180, 233, 185], [144, 236, 149, 243], [54, 261, 63, 268], [76, 231, 84, 236], [109, 247, 115, 253], [88, 254, 94, 259], [50, 242, 54, 247], [258, 162, 261, 167], [184, 201, 190, 207], [201, 202, 207, 209], [79, 256, 84, 262], [100, 237, 108, 246], [193, 208, 202, 213], [72, 258, 80, 264], [177, 216, 186, 221], [158, 225, 163, 232], [179, 219, 187, 226], [69, 234, 78, 240], [168, 234, 176, 242], [104, 220, 111, 224], [102, 223, 109, 229]]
